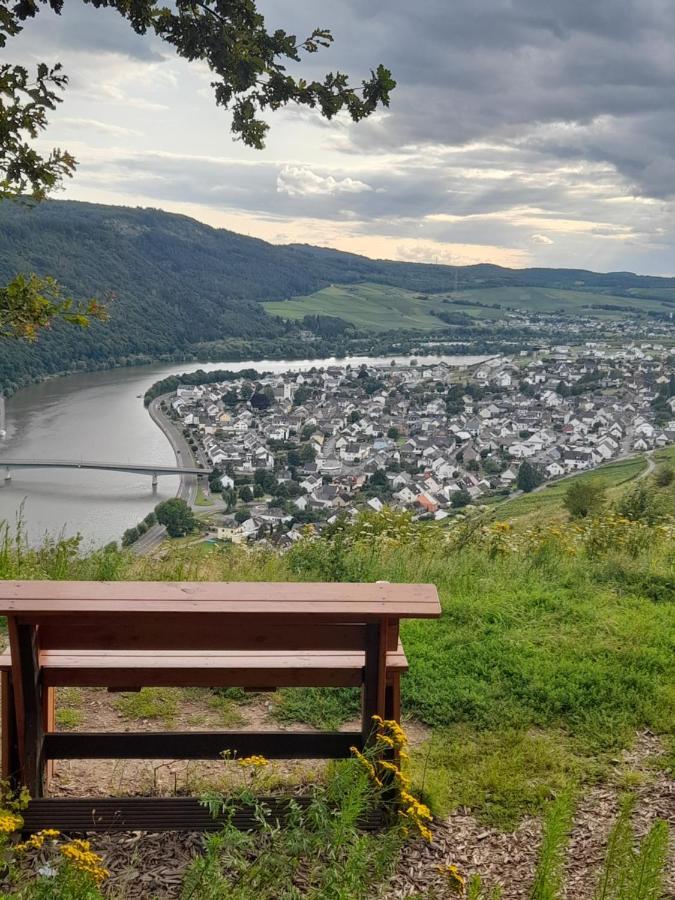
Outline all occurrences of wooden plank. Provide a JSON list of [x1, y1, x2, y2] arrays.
[[36, 619, 368, 652], [44, 731, 362, 760], [0, 580, 442, 619], [41, 647, 407, 687], [22, 797, 385, 833]]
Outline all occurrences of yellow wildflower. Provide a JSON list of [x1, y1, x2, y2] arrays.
[[437, 863, 466, 894], [59, 839, 109, 884], [236, 755, 268, 768], [0, 811, 23, 834], [14, 828, 60, 852]]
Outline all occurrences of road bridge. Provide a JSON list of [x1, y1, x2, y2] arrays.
[[0, 459, 209, 488]]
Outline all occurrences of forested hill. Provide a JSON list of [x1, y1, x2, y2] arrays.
[[2, 199, 675, 393]]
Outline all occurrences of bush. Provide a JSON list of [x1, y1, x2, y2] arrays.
[[121, 527, 139, 547], [654, 463, 674, 487], [563, 480, 606, 518], [615, 482, 664, 524], [451, 489, 472, 508]]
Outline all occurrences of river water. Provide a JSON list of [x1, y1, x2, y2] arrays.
[[0, 354, 487, 548]]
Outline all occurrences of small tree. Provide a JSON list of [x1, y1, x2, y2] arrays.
[[239, 486, 253, 503], [122, 527, 139, 547], [300, 443, 316, 463], [563, 480, 606, 519], [451, 490, 471, 508], [155, 498, 197, 537], [517, 460, 543, 493], [387, 426, 400, 440], [234, 509, 249, 524]]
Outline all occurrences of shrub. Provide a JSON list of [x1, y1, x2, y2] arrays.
[[451, 489, 472, 508], [654, 463, 674, 487], [615, 483, 664, 524], [121, 526, 139, 547], [563, 480, 606, 518]]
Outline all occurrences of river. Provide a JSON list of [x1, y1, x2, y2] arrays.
[[0, 354, 489, 548]]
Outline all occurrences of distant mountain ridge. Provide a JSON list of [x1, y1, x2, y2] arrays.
[[1, 199, 673, 392]]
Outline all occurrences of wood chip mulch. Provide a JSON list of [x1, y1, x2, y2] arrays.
[[384, 732, 675, 900], [96, 831, 203, 899]]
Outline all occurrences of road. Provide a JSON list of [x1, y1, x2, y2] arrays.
[[132, 397, 201, 555]]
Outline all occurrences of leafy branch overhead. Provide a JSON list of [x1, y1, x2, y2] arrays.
[[0, 0, 393, 339], [1, 0, 396, 201], [0, 273, 108, 340]]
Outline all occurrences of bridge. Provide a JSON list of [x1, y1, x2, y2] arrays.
[[0, 459, 209, 488]]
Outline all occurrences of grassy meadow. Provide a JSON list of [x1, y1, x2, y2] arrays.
[[264, 281, 672, 332]]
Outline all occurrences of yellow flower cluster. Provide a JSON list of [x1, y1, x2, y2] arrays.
[[236, 755, 269, 768], [351, 716, 433, 843], [399, 790, 433, 842], [59, 839, 109, 885], [436, 863, 466, 894], [0, 811, 23, 834], [15, 828, 60, 852]]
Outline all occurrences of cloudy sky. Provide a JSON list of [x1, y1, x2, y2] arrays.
[[7, 0, 675, 273]]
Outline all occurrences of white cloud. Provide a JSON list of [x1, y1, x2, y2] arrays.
[[276, 165, 373, 197], [59, 118, 141, 137], [531, 233, 554, 244]]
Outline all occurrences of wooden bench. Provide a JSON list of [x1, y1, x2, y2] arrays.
[[0, 580, 441, 831]]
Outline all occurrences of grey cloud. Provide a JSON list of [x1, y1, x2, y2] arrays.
[[300, 0, 675, 202], [10, 2, 163, 62]]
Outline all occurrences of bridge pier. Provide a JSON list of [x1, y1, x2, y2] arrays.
[[151, 473, 158, 490], [4, 467, 10, 482]]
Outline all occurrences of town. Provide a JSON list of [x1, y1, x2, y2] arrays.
[[162, 344, 675, 546]]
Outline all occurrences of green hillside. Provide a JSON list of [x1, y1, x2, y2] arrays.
[[266, 283, 456, 331], [2, 198, 675, 393], [266, 281, 673, 330]]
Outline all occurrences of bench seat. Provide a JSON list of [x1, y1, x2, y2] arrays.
[[0, 644, 408, 689]]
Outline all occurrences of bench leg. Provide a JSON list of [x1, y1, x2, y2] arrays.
[[1, 671, 21, 787], [362, 621, 388, 744], [385, 672, 401, 723], [43, 688, 55, 789], [8, 622, 44, 798]]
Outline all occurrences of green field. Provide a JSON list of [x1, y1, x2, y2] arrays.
[[264, 282, 670, 331]]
